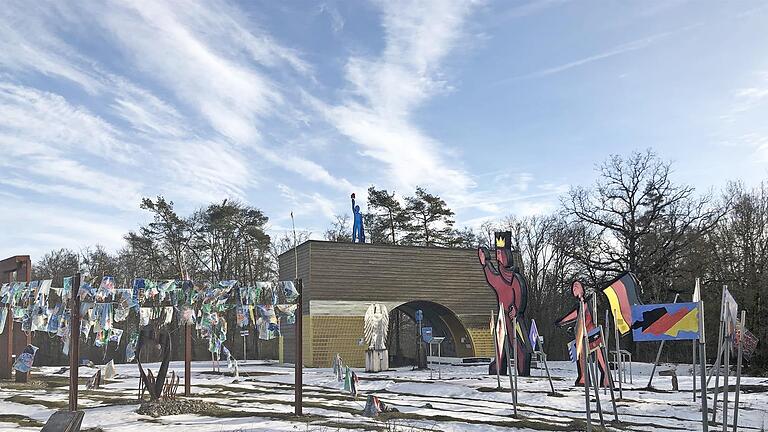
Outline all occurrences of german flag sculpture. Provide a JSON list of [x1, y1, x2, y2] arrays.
[[602, 272, 641, 335]]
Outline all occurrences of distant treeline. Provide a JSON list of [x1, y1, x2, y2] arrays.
[[32, 149, 767, 371]]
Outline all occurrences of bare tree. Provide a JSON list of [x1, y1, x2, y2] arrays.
[[563, 150, 724, 301], [324, 214, 352, 242]]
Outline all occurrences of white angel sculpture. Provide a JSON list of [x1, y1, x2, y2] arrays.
[[364, 304, 389, 351]]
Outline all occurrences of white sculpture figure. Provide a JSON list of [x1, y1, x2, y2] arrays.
[[364, 304, 389, 372]]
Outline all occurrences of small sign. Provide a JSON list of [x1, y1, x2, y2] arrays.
[[422, 326, 433, 343], [239, 330, 249, 337]]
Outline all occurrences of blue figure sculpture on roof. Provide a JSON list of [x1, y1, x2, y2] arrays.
[[351, 193, 365, 243]]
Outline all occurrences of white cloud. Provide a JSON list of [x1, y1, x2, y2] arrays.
[[318, 0, 479, 196]]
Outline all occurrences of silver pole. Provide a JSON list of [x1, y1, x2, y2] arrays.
[[492, 310, 501, 389], [732, 310, 745, 432], [580, 300, 592, 432], [512, 314, 518, 413], [699, 300, 709, 432], [693, 341, 697, 402], [722, 307, 731, 432], [648, 293, 679, 388], [541, 340, 555, 394], [504, 335, 517, 417], [709, 286, 727, 385], [590, 352, 605, 428], [693, 277, 700, 402], [711, 286, 727, 423], [599, 326, 619, 422], [613, 314, 623, 399]]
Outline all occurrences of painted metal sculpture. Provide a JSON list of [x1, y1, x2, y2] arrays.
[[477, 232, 532, 376], [351, 193, 365, 243], [555, 281, 610, 387], [136, 324, 172, 400]]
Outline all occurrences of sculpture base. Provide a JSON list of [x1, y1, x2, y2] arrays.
[[365, 349, 389, 372]]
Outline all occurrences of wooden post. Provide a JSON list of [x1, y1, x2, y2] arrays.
[[698, 300, 709, 432], [20, 258, 31, 384], [69, 273, 81, 412], [184, 323, 191, 396], [1, 303, 11, 379], [732, 310, 745, 432], [294, 278, 303, 416]]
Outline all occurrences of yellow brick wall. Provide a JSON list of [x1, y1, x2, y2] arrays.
[[308, 315, 367, 367], [467, 327, 494, 358]]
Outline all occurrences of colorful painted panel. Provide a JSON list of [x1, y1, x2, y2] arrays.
[[631, 302, 700, 341]]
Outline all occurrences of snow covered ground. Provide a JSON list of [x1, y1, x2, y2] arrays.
[[0, 359, 766, 431]]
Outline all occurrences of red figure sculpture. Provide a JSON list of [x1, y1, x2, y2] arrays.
[[555, 281, 610, 387], [477, 232, 532, 376]]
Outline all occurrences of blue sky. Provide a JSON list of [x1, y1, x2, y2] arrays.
[[1, 0, 767, 259]]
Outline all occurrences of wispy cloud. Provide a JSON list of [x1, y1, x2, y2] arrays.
[[317, 0, 480, 197], [496, 24, 702, 83]]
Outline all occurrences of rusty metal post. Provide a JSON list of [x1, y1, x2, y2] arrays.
[[69, 272, 81, 412], [295, 278, 303, 416], [185, 323, 191, 396]]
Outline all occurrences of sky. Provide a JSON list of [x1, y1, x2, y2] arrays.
[[1, 0, 767, 260]]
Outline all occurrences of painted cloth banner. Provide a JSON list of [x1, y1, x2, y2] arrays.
[[735, 327, 759, 360], [13, 344, 39, 372], [279, 281, 299, 303], [723, 288, 739, 336], [631, 302, 700, 341], [602, 272, 641, 335]]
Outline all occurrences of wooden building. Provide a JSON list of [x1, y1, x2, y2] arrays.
[[278, 241, 497, 367]]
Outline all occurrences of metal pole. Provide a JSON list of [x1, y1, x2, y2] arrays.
[[503, 321, 516, 417], [599, 326, 619, 422], [648, 293, 679, 388], [722, 308, 731, 432], [69, 273, 81, 412], [589, 352, 605, 428], [541, 340, 555, 394], [732, 310, 745, 432], [693, 341, 697, 402], [512, 314, 518, 411], [491, 310, 501, 389], [614, 314, 623, 399], [504, 332, 517, 417], [580, 300, 592, 432], [698, 300, 709, 432], [184, 324, 191, 396], [709, 286, 727, 386], [295, 278, 303, 416]]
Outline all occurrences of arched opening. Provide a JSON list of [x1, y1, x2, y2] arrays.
[[387, 300, 474, 367]]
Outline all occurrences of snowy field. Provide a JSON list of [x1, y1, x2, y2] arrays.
[[0, 359, 766, 431]]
